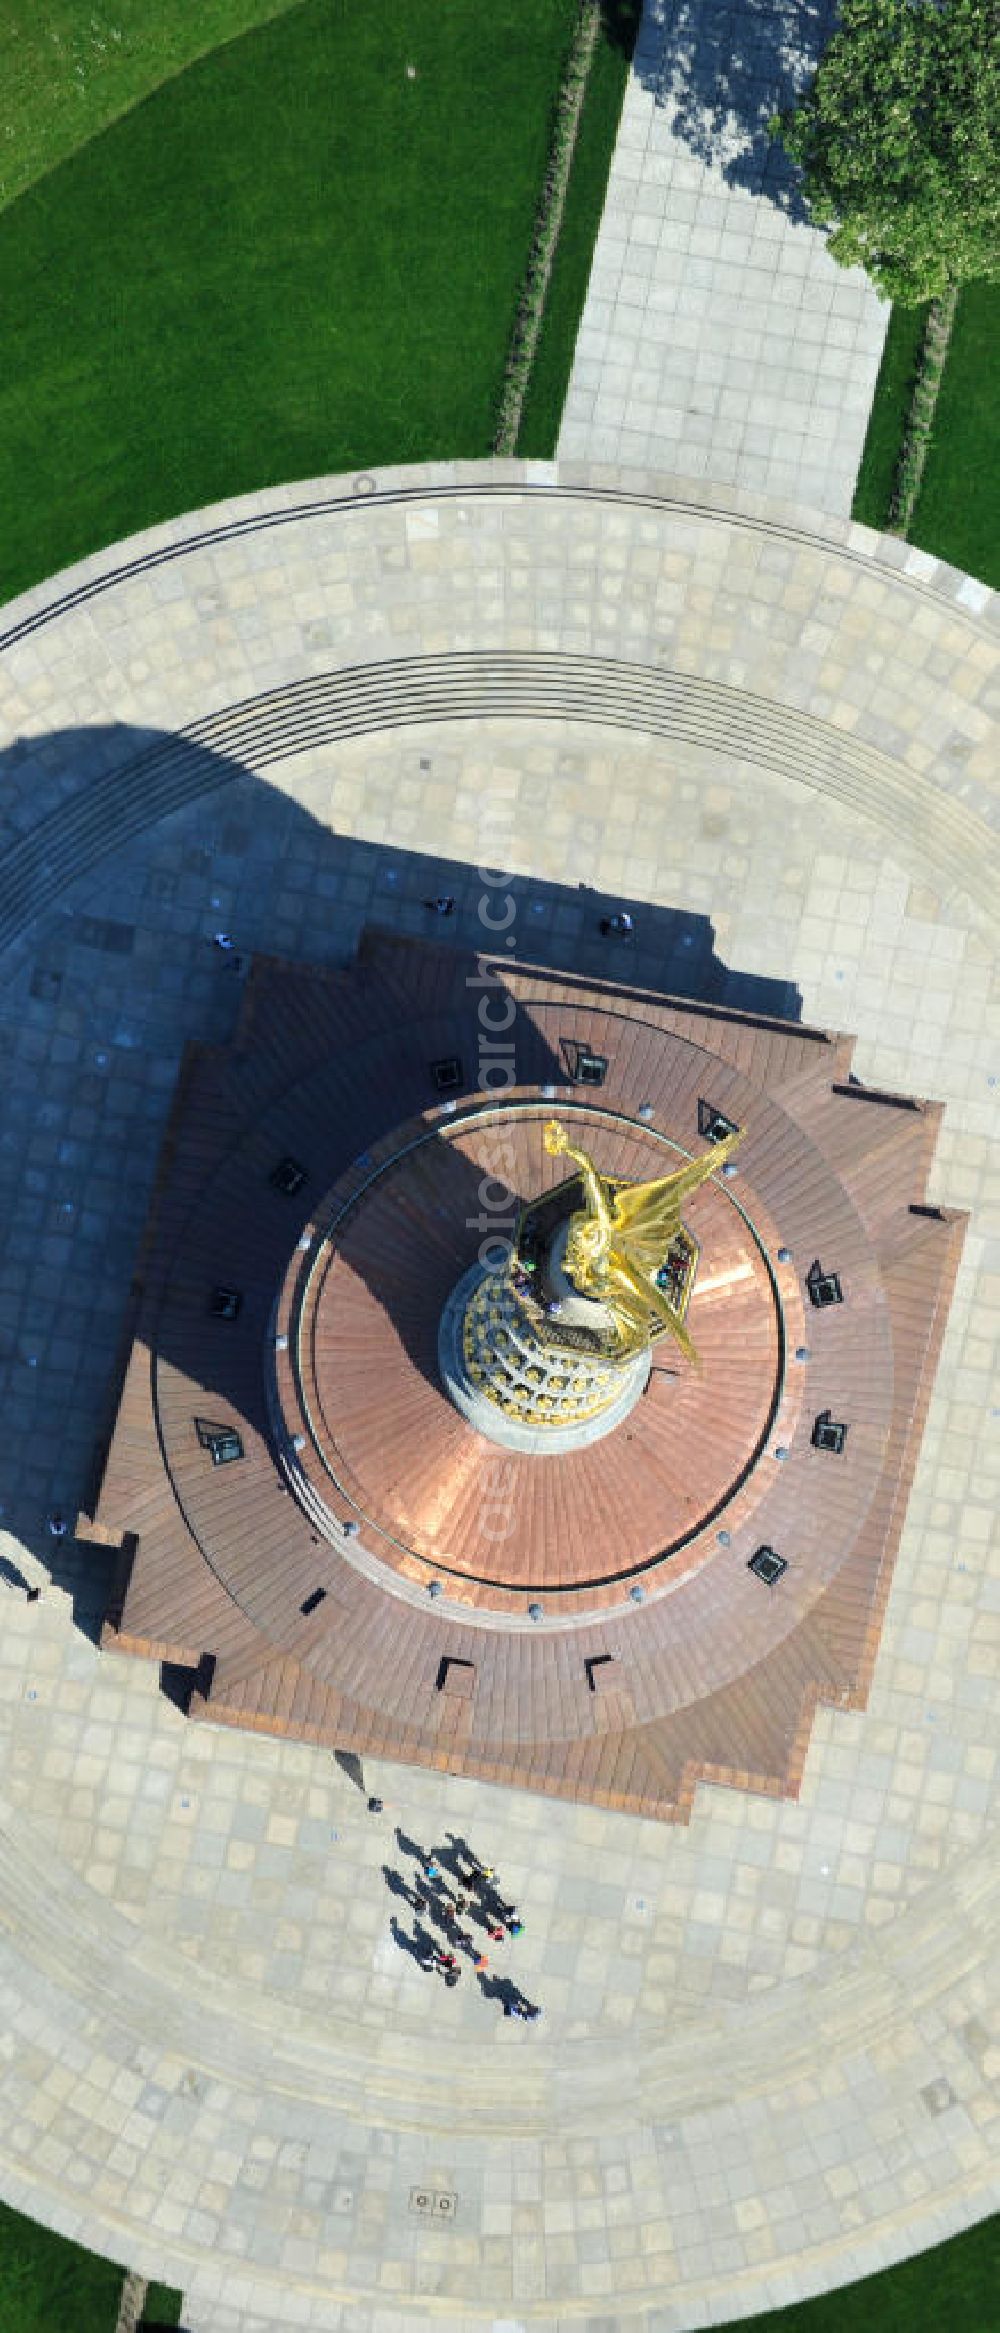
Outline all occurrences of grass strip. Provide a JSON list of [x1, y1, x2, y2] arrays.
[[517, 0, 641, 456], [0, 0, 577, 608], [494, 0, 601, 455], [0, 0, 305, 214], [140, 2280, 184, 2327], [909, 281, 1000, 587], [852, 302, 928, 529]]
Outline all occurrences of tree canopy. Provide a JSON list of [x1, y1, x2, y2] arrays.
[[771, 0, 1000, 303]]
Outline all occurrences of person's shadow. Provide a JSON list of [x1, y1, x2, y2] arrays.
[[389, 1914, 436, 1970], [382, 1866, 418, 1909], [477, 1970, 539, 2019], [394, 1828, 427, 1869], [442, 1831, 478, 1876]]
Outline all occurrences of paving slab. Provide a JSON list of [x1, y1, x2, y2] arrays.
[[558, 0, 889, 513]]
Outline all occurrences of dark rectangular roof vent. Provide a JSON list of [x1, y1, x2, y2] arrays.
[[807, 1260, 843, 1308], [812, 1410, 848, 1454], [436, 1656, 475, 1697], [561, 1039, 608, 1087], [195, 1418, 244, 1466], [698, 1100, 739, 1144], [748, 1545, 787, 1585], [270, 1156, 308, 1196]]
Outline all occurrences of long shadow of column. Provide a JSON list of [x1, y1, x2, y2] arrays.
[[0, 718, 799, 1645]]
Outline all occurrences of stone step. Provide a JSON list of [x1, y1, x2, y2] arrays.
[[1, 652, 995, 958]]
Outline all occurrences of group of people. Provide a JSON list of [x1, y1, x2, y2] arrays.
[[394, 1837, 541, 2020]]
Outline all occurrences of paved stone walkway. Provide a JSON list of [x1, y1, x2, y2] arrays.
[[558, 0, 889, 514], [0, 464, 996, 2332]]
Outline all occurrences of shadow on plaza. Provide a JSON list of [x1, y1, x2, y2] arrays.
[[385, 1827, 541, 2017], [633, 0, 839, 218], [0, 720, 800, 1647]]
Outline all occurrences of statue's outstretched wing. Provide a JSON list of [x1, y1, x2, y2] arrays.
[[609, 1127, 742, 1242]]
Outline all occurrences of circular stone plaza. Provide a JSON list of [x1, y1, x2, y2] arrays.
[[0, 461, 997, 2333]]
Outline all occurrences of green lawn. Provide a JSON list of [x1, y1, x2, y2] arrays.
[[0, 2192, 993, 2333], [851, 299, 928, 530], [713, 2213, 1000, 2333], [0, 2198, 120, 2333], [0, 0, 303, 214], [910, 281, 1000, 587], [853, 282, 1000, 589], [0, 2195, 182, 2332], [0, 0, 579, 607], [142, 2281, 183, 2327], [518, 0, 641, 456], [0, 2193, 185, 2323]]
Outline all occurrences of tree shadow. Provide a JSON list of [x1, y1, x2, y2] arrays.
[[632, 0, 838, 220], [599, 0, 644, 59]]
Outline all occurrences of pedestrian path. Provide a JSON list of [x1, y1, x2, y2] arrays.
[[558, 0, 888, 513]]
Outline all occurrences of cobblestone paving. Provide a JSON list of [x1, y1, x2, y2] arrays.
[[0, 464, 996, 2331], [558, 0, 888, 513]]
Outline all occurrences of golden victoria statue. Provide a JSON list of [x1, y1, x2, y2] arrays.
[[541, 1118, 743, 1364]]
